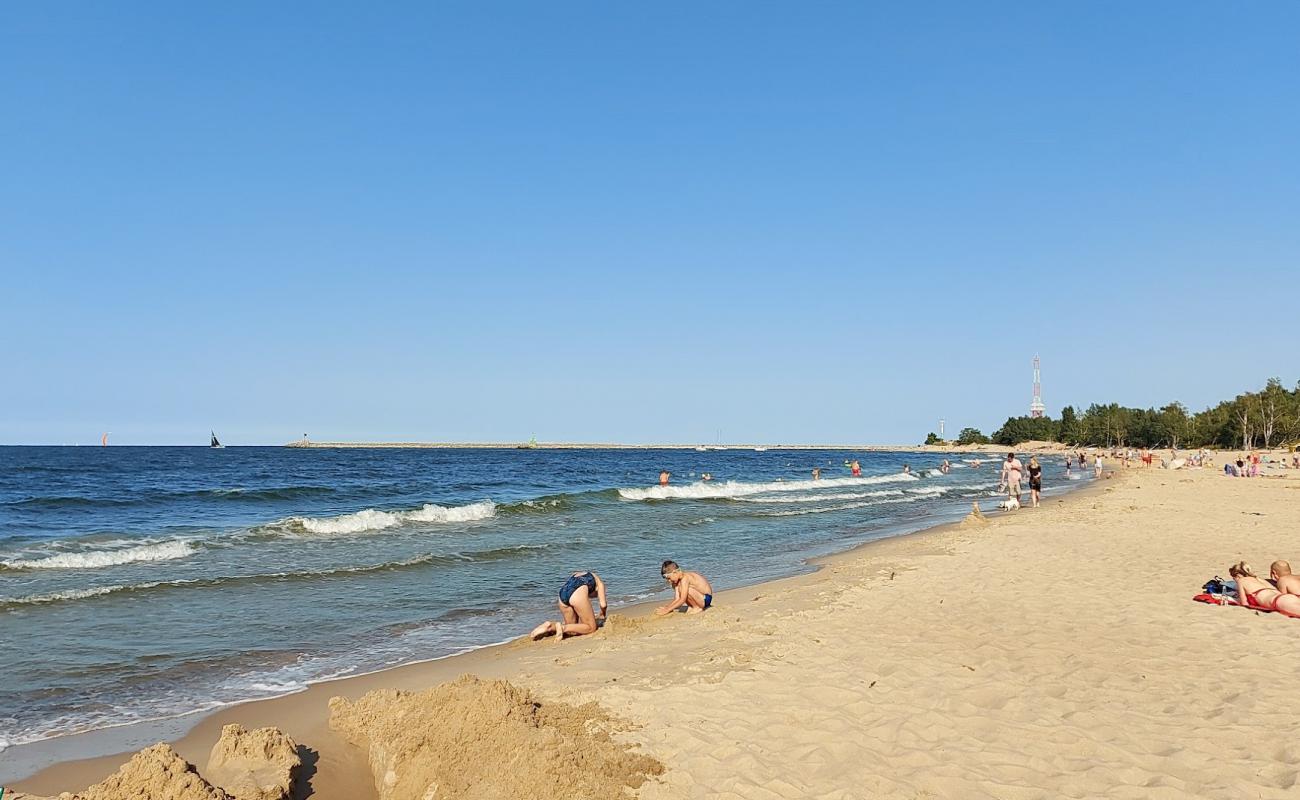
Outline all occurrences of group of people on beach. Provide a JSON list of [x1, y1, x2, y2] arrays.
[[528, 560, 714, 643], [1222, 450, 1299, 477], [1227, 560, 1300, 618]]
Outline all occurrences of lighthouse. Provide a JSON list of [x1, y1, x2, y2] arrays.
[[1029, 355, 1046, 418]]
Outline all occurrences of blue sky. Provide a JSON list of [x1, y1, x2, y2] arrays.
[[2, 2, 1297, 445]]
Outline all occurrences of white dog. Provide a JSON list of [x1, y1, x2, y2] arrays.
[[997, 497, 1020, 511]]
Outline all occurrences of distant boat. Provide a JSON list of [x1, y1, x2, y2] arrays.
[[754, 446, 768, 452], [516, 436, 538, 450], [210, 431, 224, 449], [101, 432, 109, 447], [695, 446, 708, 452]]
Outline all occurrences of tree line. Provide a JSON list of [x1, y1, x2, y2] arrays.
[[924, 378, 1300, 450]]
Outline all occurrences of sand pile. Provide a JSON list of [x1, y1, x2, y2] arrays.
[[328, 674, 663, 800], [9, 744, 227, 800], [205, 724, 301, 800], [11, 730, 300, 800], [958, 501, 988, 529]]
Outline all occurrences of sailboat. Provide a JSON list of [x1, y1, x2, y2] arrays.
[[210, 431, 224, 449], [101, 432, 109, 447]]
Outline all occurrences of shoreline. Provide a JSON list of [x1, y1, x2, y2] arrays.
[[4, 473, 1104, 792], [15, 463, 1300, 798]]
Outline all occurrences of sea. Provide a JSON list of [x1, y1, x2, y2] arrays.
[[0, 445, 1086, 767]]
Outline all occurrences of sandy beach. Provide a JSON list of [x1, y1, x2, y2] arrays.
[[11, 461, 1300, 799]]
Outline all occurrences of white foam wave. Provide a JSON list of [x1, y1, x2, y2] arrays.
[[285, 500, 496, 535], [758, 496, 924, 517], [738, 490, 906, 504], [3, 585, 125, 605], [618, 473, 917, 501], [2, 540, 195, 570]]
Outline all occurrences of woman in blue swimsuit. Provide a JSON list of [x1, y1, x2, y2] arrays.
[[529, 570, 607, 642]]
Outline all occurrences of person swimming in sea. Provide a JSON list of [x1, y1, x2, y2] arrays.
[[659, 470, 671, 486], [811, 467, 821, 481], [655, 560, 714, 615], [529, 570, 608, 642]]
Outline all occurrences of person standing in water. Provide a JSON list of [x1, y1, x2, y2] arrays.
[[659, 470, 671, 486], [850, 459, 862, 477], [530, 570, 608, 642], [811, 467, 821, 481]]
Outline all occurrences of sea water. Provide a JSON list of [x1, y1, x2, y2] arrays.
[[0, 446, 1082, 760]]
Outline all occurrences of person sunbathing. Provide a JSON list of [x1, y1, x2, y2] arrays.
[[1229, 561, 1300, 618], [1271, 560, 1300, 596], [529, 570, 607, 642]]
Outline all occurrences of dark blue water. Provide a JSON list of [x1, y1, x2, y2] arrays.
[[0, 446, 1083, 756]]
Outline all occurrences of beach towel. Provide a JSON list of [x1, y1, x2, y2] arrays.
[[1192, 592, 1295, 616]]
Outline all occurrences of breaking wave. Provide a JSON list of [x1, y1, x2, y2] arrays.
[[617, 473, 918, 501], [1, 541, 196, 571], [0, 544, 557, 609], [280, 500, 497, 535]]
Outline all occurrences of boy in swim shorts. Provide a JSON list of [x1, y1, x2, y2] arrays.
[[656, 560, 714, 615]]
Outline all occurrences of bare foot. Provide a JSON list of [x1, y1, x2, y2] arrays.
[[553, 622, 564, 643], [529, 621, 555, 640], [685, 606, 704, 614]]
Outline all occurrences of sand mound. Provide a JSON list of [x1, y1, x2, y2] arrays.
[[958, 501, 988, 529], [12, 733, 302, 800], [205, 724, 301, 800], [328, 674, 663, 800], [15, 744, 232, 800]]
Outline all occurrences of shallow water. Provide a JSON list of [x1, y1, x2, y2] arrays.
[[0, 446, 1081, 752]]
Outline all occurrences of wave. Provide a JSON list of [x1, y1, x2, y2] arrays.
[[2, 495, 138, 509], [757, 494, 940, 517], [617, 473, 918, 501], [497, 495, 574, 514], [1, 540, 196, 571], [0, 544, 557, 609], [183, 486, 337, 501], [1, 485, 337, 509], [280, 500, 496, 535], [736, 489, 906, 504]]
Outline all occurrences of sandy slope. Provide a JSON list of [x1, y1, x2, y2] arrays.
[[14, 465, 1300, 799]]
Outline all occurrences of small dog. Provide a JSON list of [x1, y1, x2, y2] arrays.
[[997, 497, 1021, 511]]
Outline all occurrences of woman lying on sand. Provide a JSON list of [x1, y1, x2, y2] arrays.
[[530, 570, 608, 642], [1229, 561, 1300, 618]]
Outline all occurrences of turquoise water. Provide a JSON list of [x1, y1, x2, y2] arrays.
[[0, 446, 1082, 763]]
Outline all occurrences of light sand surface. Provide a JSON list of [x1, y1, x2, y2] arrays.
[[14, 464, 1300, 799]]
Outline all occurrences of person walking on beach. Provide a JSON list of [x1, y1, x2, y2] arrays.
[[529, 570, 608, 642], [656, 560, 714, 615], [659, 470, 671, 486], [1000, 453, 1023, 504], [1094, 454, 1104, 478], [1027, 456, 1043, 508]]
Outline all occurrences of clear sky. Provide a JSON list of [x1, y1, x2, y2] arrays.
[[3, 2, 1297, 445]]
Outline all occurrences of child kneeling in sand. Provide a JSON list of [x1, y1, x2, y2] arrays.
[[656, 560, 714, 615]]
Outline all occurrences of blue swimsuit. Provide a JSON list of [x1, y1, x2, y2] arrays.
[[559, 572, 597, 606]]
